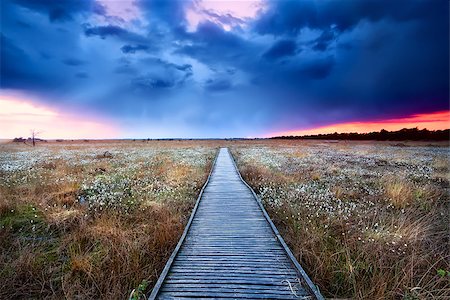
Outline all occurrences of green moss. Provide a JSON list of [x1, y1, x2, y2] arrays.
[[130, 279, 149, 300], [0, 264, 14, 278], [34, 242, 60, 266], [0, 204, 44, 232]]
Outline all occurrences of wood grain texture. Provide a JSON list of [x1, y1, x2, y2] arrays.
[[149, 148, 323, 299]]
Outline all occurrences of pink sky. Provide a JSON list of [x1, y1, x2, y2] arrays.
[[185, 0, 267, 31], [96, 0, 141, 22], [268, 111, 450, 137], [0, 94, 119, 139], [1, 93, 448, 139]]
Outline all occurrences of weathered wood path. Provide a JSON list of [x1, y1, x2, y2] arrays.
[[150, 148, 323, 299]]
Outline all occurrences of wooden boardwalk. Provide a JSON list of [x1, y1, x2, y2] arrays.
[[150, 148, 323, 299]]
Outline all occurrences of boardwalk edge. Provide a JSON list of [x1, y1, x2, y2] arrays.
[[148, 149, 220, 300], [229, 149, 325, 300]]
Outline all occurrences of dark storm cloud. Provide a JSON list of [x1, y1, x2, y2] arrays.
[[249, 0, 448, 129], [13, 0, 102, 22], [131, 75, 175, 90], [254, 0, 446, 34], [0, 0, 93, 92], [114, 64, 137, 75], [1, 0, 448, 137], [175, 21, 255, 68], [205, 78, 232, 92], [296, 56, 335, 80], [0, 34, 31, 86], [188, 21, 244, 49], [262, 39, 297, 60], [75, 72, 89, 79], [125, 57, 193, 93], [312, 30, 336, 52], [121, 44, 149, 54], [137, 0, 189, 28], [174, 64, 192, 72], [0, 33, 62, 90], [84, 25, 128, 38], [62, 58, 86, 66], [255, 0, 318, 35], [83, 24, 151, 46]]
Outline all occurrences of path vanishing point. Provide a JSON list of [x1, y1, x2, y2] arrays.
[[150, 148, 324, 299]]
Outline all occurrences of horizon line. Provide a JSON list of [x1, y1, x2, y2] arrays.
[[3, 127, 449, 141]]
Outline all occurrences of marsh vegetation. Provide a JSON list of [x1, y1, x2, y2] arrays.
[[232, 140, 449, 299], [1, 139, 448, 299], [0, 141, 215, 299]]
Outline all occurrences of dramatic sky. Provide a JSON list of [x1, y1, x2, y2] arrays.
[[1, 0, 449, 138]]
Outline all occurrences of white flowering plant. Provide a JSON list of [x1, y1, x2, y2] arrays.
[[78, 174, 138, 214]]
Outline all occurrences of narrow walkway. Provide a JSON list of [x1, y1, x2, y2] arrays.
[[150, 148, 323, 299]]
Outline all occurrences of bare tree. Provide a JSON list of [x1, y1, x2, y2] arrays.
[[30, 129, 41, 147]]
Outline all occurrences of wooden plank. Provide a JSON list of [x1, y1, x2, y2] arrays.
[[174, 257, 289, 262], [169, 270, 298, 276], [160, 286, 302, 296], [164, 278, 301, 285], [173, 261, 292, 267], [161, 283, 302, 289], [156, 291, 301, 299]]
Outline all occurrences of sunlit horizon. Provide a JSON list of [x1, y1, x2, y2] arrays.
[[269, 111, 450, 138], [0, 94, 119, 139], [2, 93, 448, 140]]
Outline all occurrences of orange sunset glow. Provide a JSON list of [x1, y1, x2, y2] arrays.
[[0, 94, 119, 139], [269, 111, 450, 137]]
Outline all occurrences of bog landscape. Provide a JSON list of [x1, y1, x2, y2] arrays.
[[1, 139, 449, 299], [1, 0, 449, 299]]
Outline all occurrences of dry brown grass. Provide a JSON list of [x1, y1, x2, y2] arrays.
[[0, 141, 215, 299], [232, 141, 450, 299], [384, 178, 414, 208], [432, 157, 450, 183]]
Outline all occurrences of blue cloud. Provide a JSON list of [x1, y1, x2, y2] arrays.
[[75, 72, 89, 79], [263, 40, 297, 60], [62, 58, 86, 66], [121, 44, 149, 54], [205, 78, 232, 91], [132, 75, 175, 89], [13, 0, 101, 22], [312, 30, 336, 51], [0, 33, 31, 86], [84, 25, 129, 38]]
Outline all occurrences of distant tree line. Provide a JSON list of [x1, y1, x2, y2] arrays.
[[271, 128, 450, 141]]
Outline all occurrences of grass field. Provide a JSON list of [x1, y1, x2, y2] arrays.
[[1, 139, 449, 299], [232, 140, 449, 299], [0, 140, 216, 299]]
